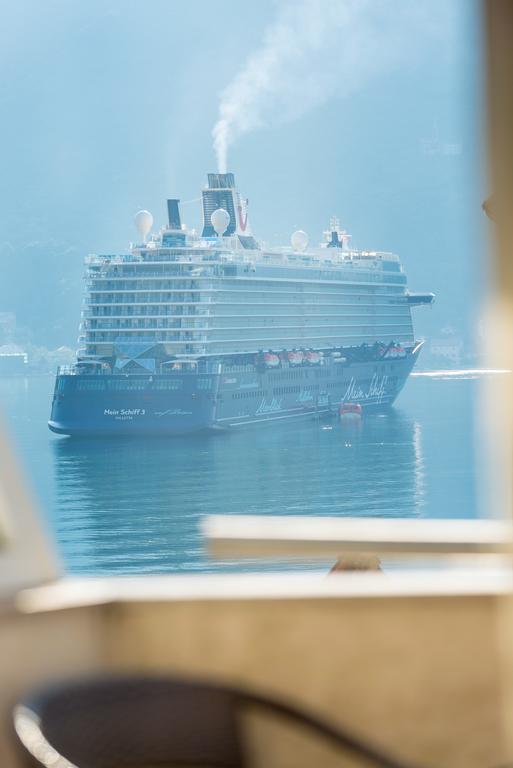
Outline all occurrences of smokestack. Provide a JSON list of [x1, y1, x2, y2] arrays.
[[167, 199, 181, 230], [207, 173, 235, 189], [327, 230, 343, 248], [201, 173, 237, 237]]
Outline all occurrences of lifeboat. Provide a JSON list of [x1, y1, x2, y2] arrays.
[[263, 352, 280, 368], [382, 344, 407, 359], [305, 351, 321, 365], [339, 402, 362, 418], [288, 350, 304, 366]]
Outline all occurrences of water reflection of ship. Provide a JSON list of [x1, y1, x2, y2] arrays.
[[52, 411, 425, 575]]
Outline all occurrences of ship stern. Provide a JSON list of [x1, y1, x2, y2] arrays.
[[49, 372, 218, 436]]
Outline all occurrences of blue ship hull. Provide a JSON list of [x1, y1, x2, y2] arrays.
[[49, 351, 419, 436]]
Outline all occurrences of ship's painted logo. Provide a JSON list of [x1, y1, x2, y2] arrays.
[[237, 201, 248, 232], [297, 389, 314, 403], [342, 374, 389, 404], [256, 397, 282, 415], [104, 408, 146, 420]]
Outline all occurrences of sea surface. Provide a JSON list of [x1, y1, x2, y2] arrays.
[[0, 371, 495, 575]]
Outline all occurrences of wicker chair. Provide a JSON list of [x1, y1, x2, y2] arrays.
[[13, 675, 417, 768]]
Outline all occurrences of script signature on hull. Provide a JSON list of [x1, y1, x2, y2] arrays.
[[342, 374, 389, 404]]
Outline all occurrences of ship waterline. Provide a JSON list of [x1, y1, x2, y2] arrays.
[[49, 172, 432, 436]]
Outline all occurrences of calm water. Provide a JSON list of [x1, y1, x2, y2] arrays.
[[0, 373, 487, 574]]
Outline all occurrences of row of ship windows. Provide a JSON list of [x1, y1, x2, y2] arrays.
[[272, 368, 308, 380], [73, 378, 212, 392], [91, 262, 401, 278], [230, 380, 397, 398], [86, 309, 411, 323], [86, 319, 413, 333], [87, 301, 407, 314], [122, 250, 398, 268], [231, 387, 313, 399], [274, 385, 310, 395], [210, 307, 410, 317], [223, 365, 256, 373], [232, 390, 265, 400], [268, 367, 346, 380], [98, 252, 401, 272], [85, 317, 412, 332], [87, 273, 407, 288], [85, 298, 406, 311], [87, 320, 194, 330], [90, 265, 201, 276], [88, 308, 203, 317], [67, 370, 401, 395], [85, 331, 413, 344], [87, 296, 409, 308], [88, 289, 202, 300], [87, 282, 404, 295], [87, 266, 405, 279], [85, 338, 414, 351], [85, 326, 413, 341]]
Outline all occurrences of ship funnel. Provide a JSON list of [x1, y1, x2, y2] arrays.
[[328, 230, 343, 248], [201, 172, 258, 248], [208, 173, 235, 189], [167, 199, 182, 230], [201, 172, 238, 237]]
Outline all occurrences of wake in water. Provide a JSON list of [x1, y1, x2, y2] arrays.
[[412, 369, 511, 379]]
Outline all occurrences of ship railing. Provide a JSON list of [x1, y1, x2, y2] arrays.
[[81, 308, 207, 319], [83, 250, 401, 273], [85, 254, 143, 265], [217, 248, 402, 269], [55, 361, 226, 376], [57, 363, 108, 376]]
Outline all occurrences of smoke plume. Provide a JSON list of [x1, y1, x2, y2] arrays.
[[212, 0, 440, 173]]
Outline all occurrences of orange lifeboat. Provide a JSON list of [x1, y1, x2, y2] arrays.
[[305, 351, 321, 365], [263, 352, 280, 368], [339, 402, 362, 418], [382, 344, 407, 359], [288, 350, 304, 366]]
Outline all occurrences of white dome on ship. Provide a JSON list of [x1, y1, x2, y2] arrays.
[[291, 229, 308, 252], [134, 210, 153, 242], [211, 208, 230, 236]]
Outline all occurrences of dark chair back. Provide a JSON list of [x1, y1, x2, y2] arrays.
[[13, 675, 417, 768], [15, 677, 243, 768]]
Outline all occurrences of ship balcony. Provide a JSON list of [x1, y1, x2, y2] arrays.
[[85, 254, 143, 265], [56, 364, 78, 375], [406, 292, 436, 306], [82, 308, 208, 319], [89, 320, 201, 332]]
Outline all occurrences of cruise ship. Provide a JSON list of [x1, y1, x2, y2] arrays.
[[49, 172, 433, 436]]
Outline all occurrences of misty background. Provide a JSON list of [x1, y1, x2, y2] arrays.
[[0, 0, 485, 358]]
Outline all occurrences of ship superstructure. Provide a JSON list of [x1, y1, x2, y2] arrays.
[[49, 173, 433, 435]]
